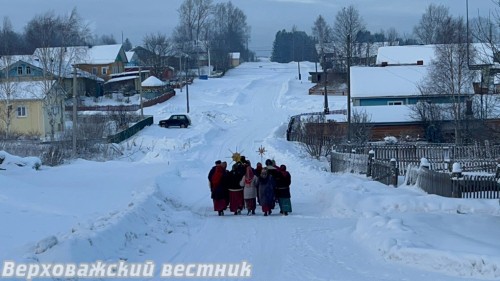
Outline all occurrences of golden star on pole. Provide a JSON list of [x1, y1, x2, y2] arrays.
[[229, 147, 243, 164]]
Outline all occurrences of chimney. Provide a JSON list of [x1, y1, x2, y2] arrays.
[[417, 60, 423, 65]]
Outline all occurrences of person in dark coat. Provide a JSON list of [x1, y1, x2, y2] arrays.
[[255, 162, 263, 204], [265, 159, 282, 213], [209, 164, 228, 216], [276, 164, 292, 215], [256, 168, 276, 216], [227, 163, 244, 215]]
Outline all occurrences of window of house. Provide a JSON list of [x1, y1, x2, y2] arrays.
[[102, 67, 108, 75], [17, 106, 27, 117], [17, 66, 23, 75], [112, 66, 118, 74], [92, 67, 98, 75], [388, 101, 403, 106], [26, 66, 31, 75]]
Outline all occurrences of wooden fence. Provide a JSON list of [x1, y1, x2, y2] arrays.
[[370, 159, 397, 186], [330, 152, 368, 174], [405, 164, 500, 199], [330, 151, 398, 186], [330, 148, 500, 198], [453, 174, 500, 199]]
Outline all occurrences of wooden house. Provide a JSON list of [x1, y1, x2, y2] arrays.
[[0, 55, 102, 138]]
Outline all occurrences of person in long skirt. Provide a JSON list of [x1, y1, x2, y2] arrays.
[[209, 165, 228, 216], [240, 165, 258, 215], [276, 164, 292, 216], [256, 168, 276, 216], [227, 163, 244, 215]]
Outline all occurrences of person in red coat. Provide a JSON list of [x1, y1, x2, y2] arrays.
[[209, 164, 228, 216]]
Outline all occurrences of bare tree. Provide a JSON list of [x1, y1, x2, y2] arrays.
[[142, 32, 171, 79], [413, 4, 451, 44], [173, 0, 213, 43], [0, 56, 18, 138], [332, 5, 365, 58], [413, 17, 475, 144], [208, 2, 250, 71], [350, 109, 373, 144], [27, 9, 90, 140], [385, 27, 400, 46], [24, 9, 90, 52], [297, 115, 344, 159], [410, 83, 446, 142], [312, 15, 332, 56]]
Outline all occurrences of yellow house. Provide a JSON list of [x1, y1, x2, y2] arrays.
[[0, 80, 64, 139]]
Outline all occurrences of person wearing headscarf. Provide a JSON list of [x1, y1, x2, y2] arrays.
[[276, 164, 292, 215], [256, 168, 276, 216], [240, 165, 258, 215]]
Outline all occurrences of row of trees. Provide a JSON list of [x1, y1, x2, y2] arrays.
[[0, 9, 125, 56], [271, 3, 497, 65], [0, 0, 253, 73], [134, 0, 253, 79]]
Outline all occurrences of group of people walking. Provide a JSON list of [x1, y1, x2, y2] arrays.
[[208, 157, 292, 216]]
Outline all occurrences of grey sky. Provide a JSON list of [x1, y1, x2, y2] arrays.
[[1, 0, 496, 56]]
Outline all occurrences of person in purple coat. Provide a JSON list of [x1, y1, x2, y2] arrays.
[[256, 168, 276, 216]]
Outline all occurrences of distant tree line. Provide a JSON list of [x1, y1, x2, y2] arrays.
[[270, 3, 496, 64], [0, 0, 253, 74], [271, 28, 317, 63], [0, 9, 124, 56]]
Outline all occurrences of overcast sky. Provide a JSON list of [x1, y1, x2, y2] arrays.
[[1, 0, 497, 56]]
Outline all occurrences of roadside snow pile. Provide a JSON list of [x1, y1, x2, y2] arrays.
[[0, 150, 41, 170]]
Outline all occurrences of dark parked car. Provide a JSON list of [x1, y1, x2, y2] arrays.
[[159, 114, 191, 128]]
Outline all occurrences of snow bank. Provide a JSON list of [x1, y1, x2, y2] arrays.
[[0, 150, 41, 170]]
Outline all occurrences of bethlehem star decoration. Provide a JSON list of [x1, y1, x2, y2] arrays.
[[257, 145, 266, 163]]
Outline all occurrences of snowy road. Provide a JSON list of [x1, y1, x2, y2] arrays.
[[2, 60, 500, 281]]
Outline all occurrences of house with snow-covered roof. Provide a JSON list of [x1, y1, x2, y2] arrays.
[[349, 44, 485, 141], [0, 54, 103, 138], [34, 44, 128, 82], [0, 79, 65, 139]]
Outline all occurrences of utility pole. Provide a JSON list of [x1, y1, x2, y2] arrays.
[[72, 66, 77, 157], [186, 57, 190, 113], [179, 56, 182, 93], [207, 43, 211, 77], [297, 61, 301, 80], [323, 54, 329, 114], [139, 66, 143, 118], [347, 34, 352, 141]]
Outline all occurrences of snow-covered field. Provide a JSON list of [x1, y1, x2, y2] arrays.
[[2, 59, 500, 280]]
